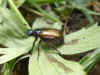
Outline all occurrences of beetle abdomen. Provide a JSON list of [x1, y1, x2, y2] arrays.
[[39, 28, 64, 45], [39, 29, 63, 39]]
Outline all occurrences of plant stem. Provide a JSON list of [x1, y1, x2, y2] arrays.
[[36, 0, 62, 4], [33, 2, 60, 22], [27, 0, 63, 4], [22, 6, 43, 16], [7, 0, 31, 29]]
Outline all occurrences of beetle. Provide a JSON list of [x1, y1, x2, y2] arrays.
[[27, 26, 64, 56]]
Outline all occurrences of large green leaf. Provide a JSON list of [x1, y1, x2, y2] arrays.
[[29, 49, 86, 75], [59, 23, 100, 54], [0, 7, 28, 47], [0, 7, 33, 64]]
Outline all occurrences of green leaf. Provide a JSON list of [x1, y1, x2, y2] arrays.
[[32, 18, 62, 30], [0, 7, 33, 64], [72, 0, 93, 7], [29, 49, 86, 75], [58, 23, 100, 54], [0, 0, 7, 7], [0, 38, 32, 64], [0, 7, 28, 47], [80, 48, 100, 73], [2, 59, 16, 75]]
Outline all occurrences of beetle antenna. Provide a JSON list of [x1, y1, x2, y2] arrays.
[[29, 37, 38, 54], [37, 40, 41, 60]]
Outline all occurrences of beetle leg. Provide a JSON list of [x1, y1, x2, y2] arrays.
[[47, 43, 62, 55], [29, 37, 38, 54], [37, 40, 41, 60]]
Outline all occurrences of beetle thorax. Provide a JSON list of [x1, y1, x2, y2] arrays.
[[33, 29, 41, 37]]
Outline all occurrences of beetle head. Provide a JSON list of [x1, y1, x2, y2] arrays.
[[27, 29, 40, 37], [27, 29, 33, 36]]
